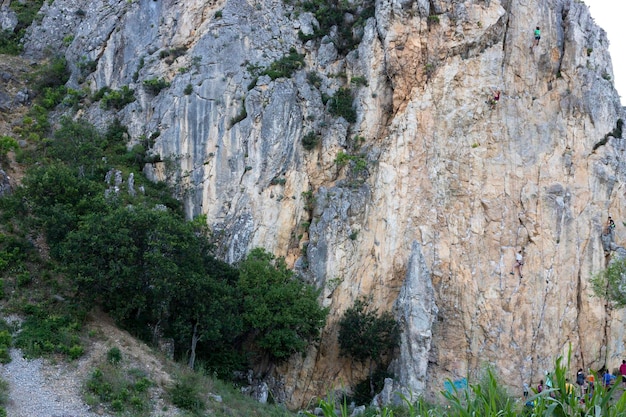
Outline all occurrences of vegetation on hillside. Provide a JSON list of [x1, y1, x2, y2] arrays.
[[338, 298, 400, 403], [0, 55, 327, 415], [0, 0, 45, 55], [294, 0, 374, 55]]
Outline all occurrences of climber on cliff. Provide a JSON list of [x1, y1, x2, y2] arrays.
[[533, 26, 541, 47], [510, 250, 524, 278], [488, 89, 500, 109], [607, 216, 616, 234]]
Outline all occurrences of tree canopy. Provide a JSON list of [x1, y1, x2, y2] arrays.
[[338, 298, 400, 364], [238, 248, 328, 363]]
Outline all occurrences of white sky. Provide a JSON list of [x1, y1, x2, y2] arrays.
[[585, 0, 625, 105]]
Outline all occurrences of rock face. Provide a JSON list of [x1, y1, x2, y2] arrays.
[[16, 0, 626, 408]]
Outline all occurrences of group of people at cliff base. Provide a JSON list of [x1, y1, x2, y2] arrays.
[[487, 26, 541, 109], [524, 362, 626, 406]]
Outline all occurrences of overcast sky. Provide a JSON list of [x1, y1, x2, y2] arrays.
[[585, 0, 625, 104]]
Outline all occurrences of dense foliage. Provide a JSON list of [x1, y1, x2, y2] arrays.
[[239, 248, 328, 363], [338, 298, 400, 401], [296, 0, 374, 55], [338, 298, 400, 364]]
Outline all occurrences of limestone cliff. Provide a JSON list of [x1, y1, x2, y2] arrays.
[[6, 0, 626, 408]]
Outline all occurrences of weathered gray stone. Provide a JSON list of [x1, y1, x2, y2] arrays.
[[0, 91, 10, 112], [0, 5, 17, 31], [350, 405, 366, 416], [13, 89, 30, 105], [0, 169, 11, 197], [392, 242, 438, 395]]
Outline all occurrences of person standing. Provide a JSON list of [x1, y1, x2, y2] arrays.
[[576, 368, 586, 396], [620, 360, 626, 386], [537, 379, 544, 393]]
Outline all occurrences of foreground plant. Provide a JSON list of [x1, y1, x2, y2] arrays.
[[306, 350, 626, 417]]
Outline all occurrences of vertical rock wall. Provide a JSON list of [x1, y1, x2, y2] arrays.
[[18, 0, 626, 408]]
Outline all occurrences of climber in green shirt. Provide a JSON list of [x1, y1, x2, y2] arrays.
[[533, 26, 541, 47]]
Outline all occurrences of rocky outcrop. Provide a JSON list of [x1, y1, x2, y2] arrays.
[[392, 242, 437, 394], [0, 169, 10, 197], [13, 0, 626, 408]]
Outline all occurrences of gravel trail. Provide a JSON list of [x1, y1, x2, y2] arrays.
[[1, 349, 108, 417]]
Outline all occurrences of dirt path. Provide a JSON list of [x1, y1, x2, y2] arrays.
[[1, 312, 182, 417]]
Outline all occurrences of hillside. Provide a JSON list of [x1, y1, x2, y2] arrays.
[[1, 311, 179, 417], [1, 0, 626, 410]]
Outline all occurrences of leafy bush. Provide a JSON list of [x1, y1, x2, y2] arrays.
[[159, 46, 187, 64], [143, 78, 171, 95], [428, 15, 440, 24], [40, 86, 68, 109], [107, 346, 122, 364], [302, 131, 320, 151], [334, 151, 367, 173], [328, 88, 356, 123], [48, 117, 108, 173], [307, 71, 322, 88], [77, 56, 97, 78], [298, 0, 374, 55], [98, 86, 136, 110], [262, 48, 305, 80], [0, 330, 11, 365], [86, 364, 153, 416], [169, 371, 206, 413], [338, 298, 400, 364], [30, 57, 70, 92], [238, 248, 328, 363], [10, 0, 45, 32], [302, 190, 316, 211], [591, 256, 626, 306], [0, 29, 22, 55], [350, 76, 368, 87], [0, 136, 18, 159], [0, 0, 45, 54], [14, 306, 84, 359]]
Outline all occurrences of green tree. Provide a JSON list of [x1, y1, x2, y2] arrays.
[[238, 248, 328, 365], [0, 136, 17, 160], [338, 298, 400, 396], [338, 298, 400, 363], [48, 117, 105, 172], [167, 221, 243, 372], [60, 206, 202, 331], [591, 257, 626, 308], [21, 163, 105, 247]]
